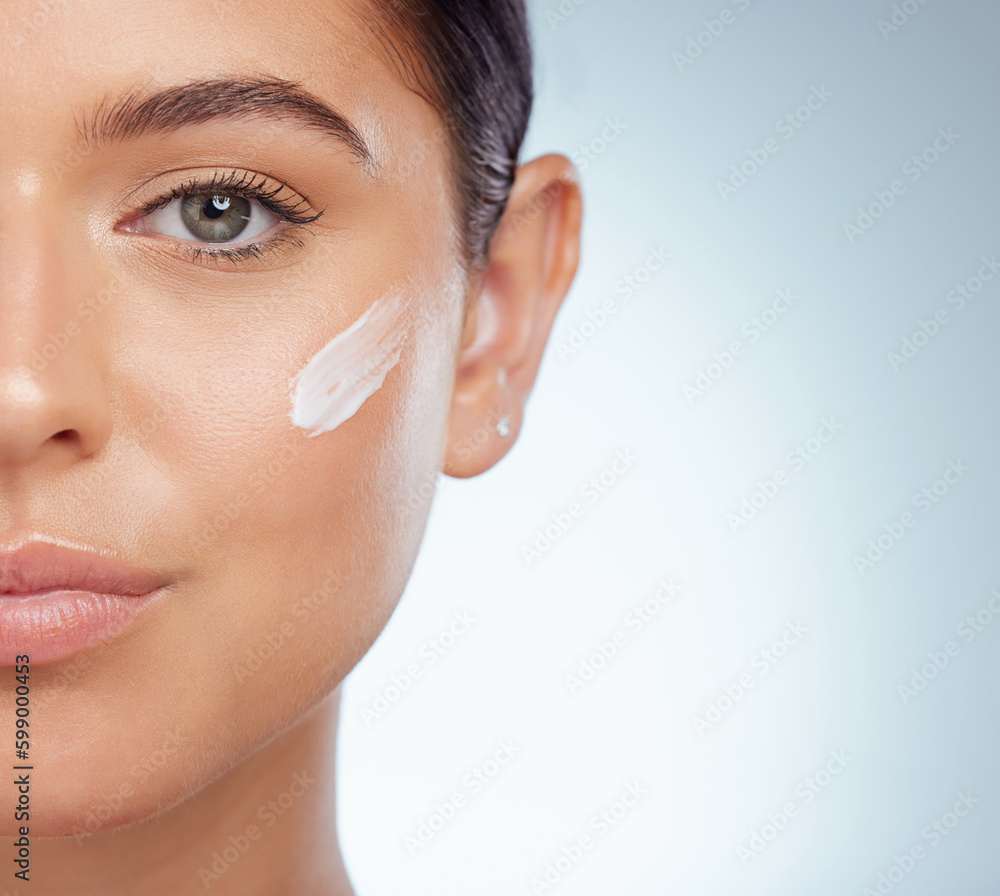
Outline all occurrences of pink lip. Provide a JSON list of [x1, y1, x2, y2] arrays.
[[0, 536, 171, 665]]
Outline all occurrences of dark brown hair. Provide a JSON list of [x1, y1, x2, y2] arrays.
[[360, 0, 534, 274]]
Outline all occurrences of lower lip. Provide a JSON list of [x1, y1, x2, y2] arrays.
[[0, 588, 170, 665]]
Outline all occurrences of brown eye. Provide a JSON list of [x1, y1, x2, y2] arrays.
[[180, 194, 253, 242]]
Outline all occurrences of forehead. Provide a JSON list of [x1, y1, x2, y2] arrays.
[[0, 0, 435, 172]]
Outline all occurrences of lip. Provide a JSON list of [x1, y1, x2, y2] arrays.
[[0, 535, 171, 665]]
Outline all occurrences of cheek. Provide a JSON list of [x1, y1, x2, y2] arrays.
[[131, 281, 457, 660], [51, 282, 456, 823]]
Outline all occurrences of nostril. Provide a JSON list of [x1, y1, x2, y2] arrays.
[[48, 429, 89, 455]]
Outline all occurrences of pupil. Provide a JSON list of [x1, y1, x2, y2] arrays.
[[204, 196, 232, 219]]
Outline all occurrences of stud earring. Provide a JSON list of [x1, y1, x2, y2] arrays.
[[496, 416, 511, 437]]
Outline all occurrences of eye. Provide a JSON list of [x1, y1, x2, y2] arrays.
[[117, 170, 326, 266], [135, 191, 282, 245]]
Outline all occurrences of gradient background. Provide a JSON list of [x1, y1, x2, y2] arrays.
[[339, 1, 1000, 892]]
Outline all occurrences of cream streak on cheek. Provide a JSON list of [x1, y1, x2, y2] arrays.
[[289, 294, 408, 437]]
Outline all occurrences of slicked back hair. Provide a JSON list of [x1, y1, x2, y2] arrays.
[[359, 0, 534, 275]]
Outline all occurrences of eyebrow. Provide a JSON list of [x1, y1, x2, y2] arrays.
[[76, 77, 376, 170]]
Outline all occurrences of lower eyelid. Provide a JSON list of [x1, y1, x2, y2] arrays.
[[149, 225, 310, 269]]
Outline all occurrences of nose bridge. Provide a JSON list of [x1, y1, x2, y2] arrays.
[[1, 196, 68, 322], [0, 198, 79, 366], [0, 191, 114, 468]]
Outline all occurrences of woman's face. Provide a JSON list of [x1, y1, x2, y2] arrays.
[[0, 0, 471, 835]]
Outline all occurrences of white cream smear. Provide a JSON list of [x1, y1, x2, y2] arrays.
[[289, 293, 408, 437]]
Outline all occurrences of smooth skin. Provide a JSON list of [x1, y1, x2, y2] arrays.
[[0, 0, 581, 893]]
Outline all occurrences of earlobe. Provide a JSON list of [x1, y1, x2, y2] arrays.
[[443, 153, 583, 479]]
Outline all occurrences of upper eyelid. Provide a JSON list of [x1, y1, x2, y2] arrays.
[[133, 170, 324, 225]]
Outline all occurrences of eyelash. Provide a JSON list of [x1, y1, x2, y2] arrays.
[[133, 169, 325, 266]]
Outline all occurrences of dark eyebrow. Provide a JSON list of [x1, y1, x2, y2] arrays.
[[76, 77, 375, 170]]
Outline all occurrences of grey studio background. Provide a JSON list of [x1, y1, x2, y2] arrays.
[[337, 1, 999, 893]]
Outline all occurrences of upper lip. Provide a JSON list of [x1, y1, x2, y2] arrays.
[[0, 535, 167, 597]]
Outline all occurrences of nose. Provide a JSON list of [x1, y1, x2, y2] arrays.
[[0, 362, 113, 467], [0, 216, 114, 470]]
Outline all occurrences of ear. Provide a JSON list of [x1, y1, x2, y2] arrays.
[[443, 153, 583, 478]]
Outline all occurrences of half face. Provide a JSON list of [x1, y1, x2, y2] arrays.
[[0, 0, 468, 835]]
